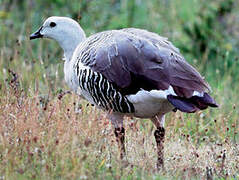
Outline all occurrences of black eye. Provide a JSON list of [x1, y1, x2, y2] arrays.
[[50, 22, 56, 27]]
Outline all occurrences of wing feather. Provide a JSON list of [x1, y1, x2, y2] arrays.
[[77, 29, 210, 98]]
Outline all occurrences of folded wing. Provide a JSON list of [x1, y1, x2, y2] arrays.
[[76, 29, 218, 112]]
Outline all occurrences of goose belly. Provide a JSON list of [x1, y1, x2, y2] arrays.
[[76, 68, 174, 117], [127, 89, 174, 118]]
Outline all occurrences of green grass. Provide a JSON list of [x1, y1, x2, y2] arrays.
[[0, 0, 239, 179]]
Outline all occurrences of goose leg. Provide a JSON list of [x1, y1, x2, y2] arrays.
[[108, 113, 126, 159], [114, 127, 125, 159], [151, 115, 165, 170]]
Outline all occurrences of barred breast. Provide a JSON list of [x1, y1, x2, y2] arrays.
[[77, 68, 134, 113]]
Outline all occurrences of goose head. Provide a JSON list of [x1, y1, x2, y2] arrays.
[[30, 16, 86, 61]]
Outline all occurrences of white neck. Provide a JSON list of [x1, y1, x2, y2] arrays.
[[60, 39, 80, 61], [57, 26, 86, 61]]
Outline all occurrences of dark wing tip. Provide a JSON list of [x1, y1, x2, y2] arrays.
[[167, 95, 198, 113], [202, 92, 219, 107], [167, 93, 218, 113]]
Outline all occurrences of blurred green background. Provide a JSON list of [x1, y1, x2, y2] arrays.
[[0, 0, 238, 95], [1, 0, 239, 139], [0, 0, 238, 141], [0, 0, 239, 91]]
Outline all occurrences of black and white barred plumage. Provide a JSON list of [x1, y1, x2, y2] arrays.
[[77, 68, 135, 113]]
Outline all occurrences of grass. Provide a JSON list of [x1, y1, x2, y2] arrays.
[[0, 69, 238, 179]]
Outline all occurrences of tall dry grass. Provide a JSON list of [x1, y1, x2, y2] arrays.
[[0, 71, 238, 179]]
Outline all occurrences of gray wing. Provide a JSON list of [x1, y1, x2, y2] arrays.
[[122, 28, 180, 55], [77, 29, 210, 98]]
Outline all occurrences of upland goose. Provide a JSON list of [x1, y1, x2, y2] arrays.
[[30, 16, 218, 169]]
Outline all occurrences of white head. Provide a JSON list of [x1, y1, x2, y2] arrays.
[[30, 16, 86, 61]]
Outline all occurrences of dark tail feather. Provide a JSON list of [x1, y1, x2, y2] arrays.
[[167, 93, 218, 113], [167, 95, 199, 113]]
